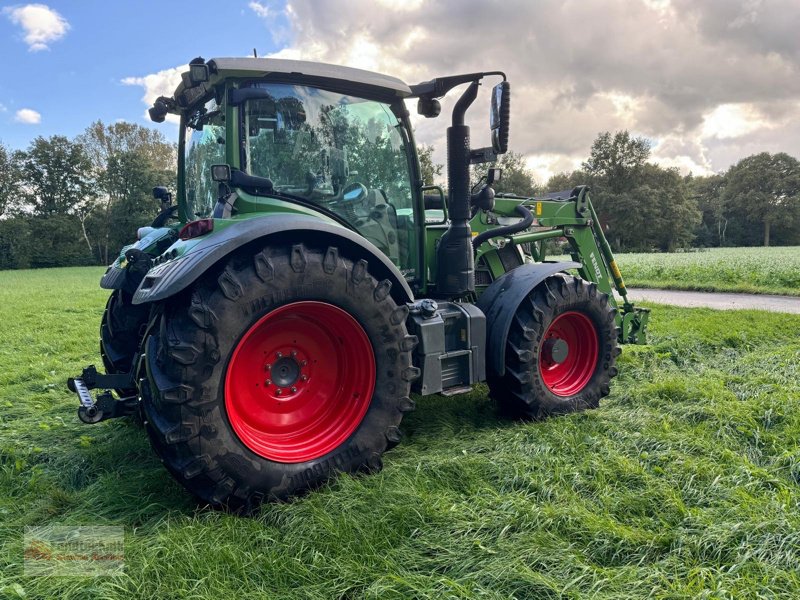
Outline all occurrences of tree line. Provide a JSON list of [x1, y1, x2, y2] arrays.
[[0, 122, 176, 270], [462, 131, 799, 251], [1, 126, 798, 271]]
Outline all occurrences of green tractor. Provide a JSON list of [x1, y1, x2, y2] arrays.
[[68, 56, 649, 511]]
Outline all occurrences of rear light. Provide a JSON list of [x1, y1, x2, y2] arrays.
[[179, 218, 214, 240]]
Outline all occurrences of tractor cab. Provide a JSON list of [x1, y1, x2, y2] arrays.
[[151, 57, 425, 281]]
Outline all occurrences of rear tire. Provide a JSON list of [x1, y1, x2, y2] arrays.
[[100, 289, 149, 396], [488, 275, 620, 418], [141, 243, 418, 511]]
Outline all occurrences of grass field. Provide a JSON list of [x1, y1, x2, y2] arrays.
[[605, 246, 800, 296], [1, 266, 799, 599]]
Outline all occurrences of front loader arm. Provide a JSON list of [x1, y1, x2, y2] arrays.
[[491, 187, 649, 344]]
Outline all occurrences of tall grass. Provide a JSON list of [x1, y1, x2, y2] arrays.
[[611, 246, 800, 295], [1, 267, 799, 599]]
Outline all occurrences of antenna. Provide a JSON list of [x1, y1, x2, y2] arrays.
[[253, 48, 258, 58]]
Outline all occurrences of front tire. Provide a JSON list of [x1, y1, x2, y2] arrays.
[[488, 275, 620, 418], [141, 243, 418, 511]]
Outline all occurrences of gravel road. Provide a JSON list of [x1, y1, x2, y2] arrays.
[[624, 288, 800, 314]]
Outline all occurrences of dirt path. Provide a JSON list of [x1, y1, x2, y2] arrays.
[[624, 288, 800, 314]]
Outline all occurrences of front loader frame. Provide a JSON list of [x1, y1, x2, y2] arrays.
[[472, 186, 649, 344]]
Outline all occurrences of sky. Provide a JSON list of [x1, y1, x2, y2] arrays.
[[1, 0, 799, 184]]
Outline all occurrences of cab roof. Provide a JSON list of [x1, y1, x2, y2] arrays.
[[205, 57, 412, 99]]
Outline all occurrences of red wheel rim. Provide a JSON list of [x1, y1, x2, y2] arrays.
[[224, 301, 375, 463], [538, 311, 599, 397]]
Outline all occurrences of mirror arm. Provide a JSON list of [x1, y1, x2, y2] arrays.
[[469, 147, 497, 165]]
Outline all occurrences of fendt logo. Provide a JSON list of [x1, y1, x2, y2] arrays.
[[590, 253, 603, 281]]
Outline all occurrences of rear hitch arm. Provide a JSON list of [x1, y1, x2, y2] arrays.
[[67, 365, 139, 424]]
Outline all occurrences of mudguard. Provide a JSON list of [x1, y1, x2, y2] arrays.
[[476, 261, 581, 378], [132, 214, 415, 306], [100, 226, 176, 293]]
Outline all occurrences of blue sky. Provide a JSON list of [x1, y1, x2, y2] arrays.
[[2, 1, 799, 182], [0, 1, 289, 149]]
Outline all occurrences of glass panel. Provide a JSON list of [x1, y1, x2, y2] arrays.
[[243, 84, 417, 276], [184, 98, 225, 219]]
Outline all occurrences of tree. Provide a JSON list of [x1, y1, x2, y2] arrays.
[[105, 150, 170, 253], [546, 170, 590, 194], [18, 136, 94, 217], [689, 174, 728, 247], [471, 151, 538, 196], [583, 130, 650, 194], [0, 141, 23, 217], [723, 152, 800, 246], [78, 121, 177, 262], [77, 120, 176, 174], [418, 144, 442, 186]]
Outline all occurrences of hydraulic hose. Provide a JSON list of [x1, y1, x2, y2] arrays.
[[472, 204, 533, 251]]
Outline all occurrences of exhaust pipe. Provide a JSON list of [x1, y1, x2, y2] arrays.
[[436, 81, 479, 297]]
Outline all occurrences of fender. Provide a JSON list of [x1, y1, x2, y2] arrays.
[[476, 261, 581, 378], [132, 214, 415, 306]]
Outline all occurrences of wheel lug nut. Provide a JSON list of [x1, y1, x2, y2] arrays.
[[265, 364, 271, 370], [291, 350, 297, 357], [265, 379, 271, 386], [276, 352, 283, 358], [276, 388, 283, 396], [290, 386, 297, 393], [300, 360, 307, 366], [300, 375, 308, 382]]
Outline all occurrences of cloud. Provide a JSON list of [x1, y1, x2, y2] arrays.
[[249, 1, 272, 18], [251, 0, 800, 181], [123, 1, 800, 182], [3, 4, 69, 52], [15, 108, 41, 124], [0, 103, 7, 112], [122, 65, 186, 123]]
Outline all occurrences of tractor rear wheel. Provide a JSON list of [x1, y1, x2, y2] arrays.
[[488, 274, 620, 418], [100, 289, 149, 396], [141, 243, 418, 511]]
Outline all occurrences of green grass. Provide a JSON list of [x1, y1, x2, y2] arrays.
[[607, 246, 800, 296], [1, 266, 800, 599]]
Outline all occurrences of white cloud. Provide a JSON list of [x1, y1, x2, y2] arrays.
[[122, 65, 186, 123], [248, 1, 272, 18], [15, 108, 41, 124], [0, 103, 7, 112], [3, 4, 69, 52], [700, 103, 772, 140]]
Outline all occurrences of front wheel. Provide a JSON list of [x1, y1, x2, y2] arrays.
[[488, 275, 620, 418], [141, 243, 418, 511]]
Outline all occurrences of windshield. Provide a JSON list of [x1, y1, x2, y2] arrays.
[[243, 84, 417, 274], [184, 98, 225, 219]]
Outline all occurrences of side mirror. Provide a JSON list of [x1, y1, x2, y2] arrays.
[[490, 81, 510, 154]]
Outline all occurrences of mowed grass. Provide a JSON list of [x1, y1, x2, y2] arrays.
[[611, 246, 800, 296], [1, 266, 799, 599]]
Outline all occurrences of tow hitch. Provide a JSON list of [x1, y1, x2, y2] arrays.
[[66, 365, 139, 424]]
